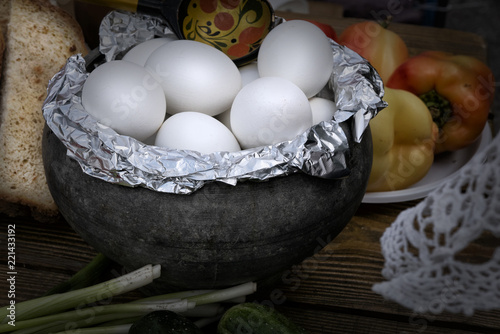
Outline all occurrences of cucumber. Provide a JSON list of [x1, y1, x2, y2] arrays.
[[217, 303, 307, 334], [128, 310, 202, 334]]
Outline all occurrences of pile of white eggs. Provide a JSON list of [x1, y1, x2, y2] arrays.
[[81, 20, 337, 155]]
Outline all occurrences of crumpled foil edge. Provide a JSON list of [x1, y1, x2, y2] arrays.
[[42, 10, 387, 195]]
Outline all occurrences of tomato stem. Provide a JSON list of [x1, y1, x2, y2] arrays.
[[378, 15, 392, 29], [419, 90, 453, 129]]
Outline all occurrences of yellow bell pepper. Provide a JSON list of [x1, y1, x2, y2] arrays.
[[367, 87, 438, 192]]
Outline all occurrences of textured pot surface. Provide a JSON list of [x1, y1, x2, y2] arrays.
[[42, 123, 372, 292]]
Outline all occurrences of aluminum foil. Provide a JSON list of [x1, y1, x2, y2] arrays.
[[42, 11, 387, 195]]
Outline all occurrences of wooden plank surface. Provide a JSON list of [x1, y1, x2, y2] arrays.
[[1, 6, 499, 334], [2, 200, 500, 333], [274, 203, 500, 333]]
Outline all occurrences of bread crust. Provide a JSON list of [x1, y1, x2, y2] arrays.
[[0, 28, 4, 79], [0, 0, 87, 221], [0, 0, 9, 83]]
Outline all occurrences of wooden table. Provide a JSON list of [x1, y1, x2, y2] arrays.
[[1, 4, 499, 334]]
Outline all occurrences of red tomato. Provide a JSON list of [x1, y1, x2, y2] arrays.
[[291, 19, 338, 42]]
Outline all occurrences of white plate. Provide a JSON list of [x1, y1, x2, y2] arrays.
[[362, 125, 493, 204]]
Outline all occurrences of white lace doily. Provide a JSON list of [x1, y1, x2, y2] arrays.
[[372, 130, 500, 316]]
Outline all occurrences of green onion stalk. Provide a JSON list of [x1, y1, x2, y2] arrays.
[[0, 259, 256, 334]]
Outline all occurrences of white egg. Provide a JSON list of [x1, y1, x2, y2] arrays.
[[309, 97, 337, 124], [257, 20, 334, 98], [145, 40, 242, 116], [238, 62, 259, 87], [155, 112, 241, 154], [122, 37, 177, 66], [230, 77, 312, 149], [81, 60, 166, 141]]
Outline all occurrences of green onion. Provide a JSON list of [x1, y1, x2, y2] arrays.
[[4, 300, 192, 333], [53, 324, 132, 334], [187, 282, 257, 306], [1, 263, 256, 334], [0, 264, 161, 325], [180, 304, 224, 317], [11, 313, 139, 334], [42, 254, 113, 296]]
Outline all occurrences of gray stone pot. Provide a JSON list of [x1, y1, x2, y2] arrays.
[[42, 122, 372, 292]]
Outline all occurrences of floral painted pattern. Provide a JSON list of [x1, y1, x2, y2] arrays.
[[181, 0, 273, 60]]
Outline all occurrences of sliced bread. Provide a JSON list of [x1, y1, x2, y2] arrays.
[[0, 0, 87, 221]]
